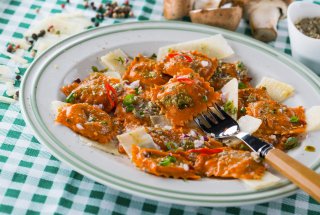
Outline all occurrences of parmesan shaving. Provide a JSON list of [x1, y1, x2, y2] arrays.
[[157, 35, 234, 61], [100, 49, 130, 75], [0, 96, 16, 104], [221, 78, 238, 119], [117, 127, 156, 159], [257, 77, 294, 102], [306, 106, 320, 132], [242, 171, 282, 190]]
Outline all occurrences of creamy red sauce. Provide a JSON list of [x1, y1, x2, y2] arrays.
[[56, 50, 308, 180]]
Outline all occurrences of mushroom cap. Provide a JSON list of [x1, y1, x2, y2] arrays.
[[190, 6, 243, 31]]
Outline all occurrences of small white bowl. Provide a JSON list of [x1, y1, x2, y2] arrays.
[[287, 2, 320, 74]]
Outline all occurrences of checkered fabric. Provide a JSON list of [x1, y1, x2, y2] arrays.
[[0, 0, 319, 214]]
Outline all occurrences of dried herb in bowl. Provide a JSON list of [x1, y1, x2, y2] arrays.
[[295, 17, 320, 39]]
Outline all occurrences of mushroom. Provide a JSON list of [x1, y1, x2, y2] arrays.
[[244, 0, 293, 42], [194, 0, 223, 10], [163, 0, 194, 20], [190, 6, 243, 31]]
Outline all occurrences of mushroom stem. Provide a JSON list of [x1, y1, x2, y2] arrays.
[[244, 0, 288, 42]]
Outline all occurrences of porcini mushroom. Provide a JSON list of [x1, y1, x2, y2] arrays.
[[163, 0, 194, 20], [244, 0, 293, 42], [190, 6, 243, 31], [194, 0, 223, 10]]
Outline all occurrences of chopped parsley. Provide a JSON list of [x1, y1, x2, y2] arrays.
[[123, 94, 135, 106], [123, 94, 136, 112], [238, 82, 247, 89], [66, 92, 76, 103], [240, 107, 246, 114], [91, 66, 99, 72], [165, 142, 178, 151], [202, 95, 208, 102], [285, 137, 299, 150], [237, 61, 244, 70], [115, 56, 125, 64], [159, 155, 176, 166], [290, 116, 299, 123], [223, 100, 237, 115]]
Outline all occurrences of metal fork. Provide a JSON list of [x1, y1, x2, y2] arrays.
[[195, 104, 320, 203]]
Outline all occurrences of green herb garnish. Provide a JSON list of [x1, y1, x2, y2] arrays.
[[202, 95, 208, 102], [159, 156, 176, 166], [240, 107, 246, 114], [165, 142, 178, 151], [285, 137, 299, 150], [125, 104, 134, 112], [290, 116, 299, 123], [237, 61, 244, 70], [238, 82, 247, 89], [91, 66, 99, 72], [115, 56, 125, 64], [66, 92, 76, 103], [123, 94, 135, 106], [223, 101, 237, 115]]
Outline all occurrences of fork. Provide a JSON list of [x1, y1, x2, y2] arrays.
[[195, 104, 320, 202]]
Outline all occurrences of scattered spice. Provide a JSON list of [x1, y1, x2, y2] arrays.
[[6, 44, 13, 53], [61, 4, 65, 9], [15, 75, 21, 81], [295, 17, 320, 39]]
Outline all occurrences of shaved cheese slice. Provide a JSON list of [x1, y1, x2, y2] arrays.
[[117, 127, 156, 159], [50, 101, 67, 117], [242, 171, 282, 190], [103, 71, 122, 80], [0, 65, 11, 76], [224, 115, 262, 146], [6, 82, 15, 97], [306, 106, 320, 132], [150, 115, 171, 127], [256, 77, 294, 102], [221, 78, 238, 119], [0, 96, 16, 104], [238, 115, 262, 134], [157, 35, 234, 61], [79, 136, 120, 155], [100, 49, 130, 75]]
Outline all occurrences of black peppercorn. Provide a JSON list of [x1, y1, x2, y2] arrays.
[[31, 33, 38, 40], [38, 30, 46, 37]]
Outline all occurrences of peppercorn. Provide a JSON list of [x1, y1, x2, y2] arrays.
[[7, 44, 13, 53], [91, 17, 95, 22], [16, 75, 21, 80], [61, 4, 65, 9], [31, 33, 38, 40], [95, 22, 100, 27], [38, 29, 46, 37], [90, 2, 94, 6], [66, 0, 70, 3], [92, 6, 96, 10], [15, 91, 19, 98]]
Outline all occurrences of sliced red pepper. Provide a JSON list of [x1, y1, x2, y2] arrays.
[[167, 53, 193, 63], [176, 76, 194, 84], [104, 81, 118, 109], [187, 148, 223, 155]]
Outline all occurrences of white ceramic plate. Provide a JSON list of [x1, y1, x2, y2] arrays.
[[21, 21, 320, 207]]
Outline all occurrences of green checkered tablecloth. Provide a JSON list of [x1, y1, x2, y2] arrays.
[[0, 0, 320, 214]]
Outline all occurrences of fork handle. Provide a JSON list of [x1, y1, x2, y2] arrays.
[[265, 148, 320, 202]]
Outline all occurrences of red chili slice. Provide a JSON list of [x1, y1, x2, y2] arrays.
[[176, 76, 194, 84], [104, 81, 118, 109], [187, 148, 223, 155], [167, 53, 193, 63]]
